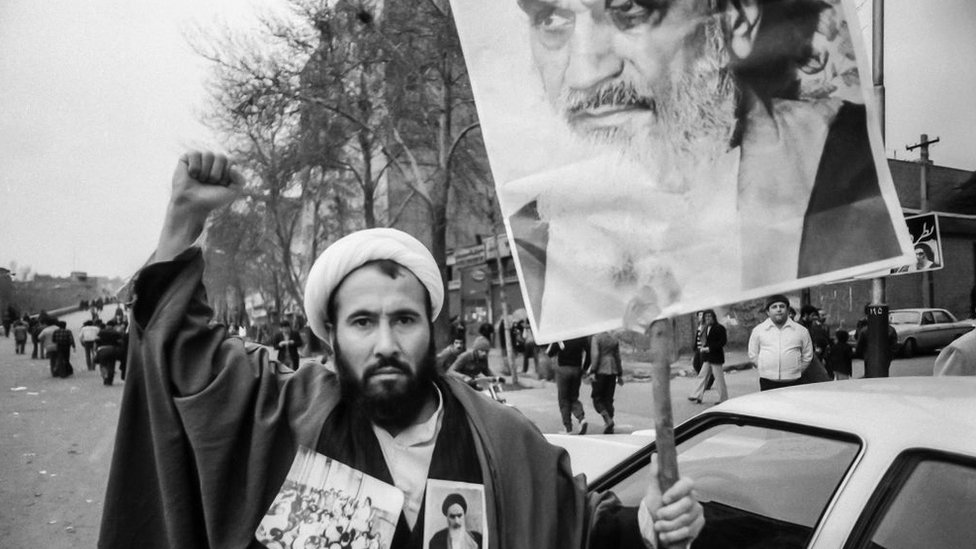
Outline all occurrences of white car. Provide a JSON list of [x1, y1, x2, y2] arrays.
[[548, 378, 976, 548]]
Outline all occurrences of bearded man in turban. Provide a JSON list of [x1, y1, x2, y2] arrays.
[[99, 152, 703, 549]]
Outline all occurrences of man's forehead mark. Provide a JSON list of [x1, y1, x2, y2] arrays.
[[332, 264, 429, 316], [341, 305, 424, 320]]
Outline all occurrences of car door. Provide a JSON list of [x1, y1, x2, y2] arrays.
[[916, 311, 938, 349], [931, 310, 971, 347], [844, 450, 976, 548], [588, 415, 863, 549]]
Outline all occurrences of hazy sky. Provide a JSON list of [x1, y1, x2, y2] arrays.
[[1, 0, 974, 279]]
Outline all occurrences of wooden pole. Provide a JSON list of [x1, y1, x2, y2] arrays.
[[648, 319, 680, 492]]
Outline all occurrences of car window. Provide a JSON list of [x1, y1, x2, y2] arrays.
[[848, 451, 976, 549], [921, 312, 935, 325], [889, 312, 919, 325], [931, 311, 953, 324], [600, 420, 860, 549]]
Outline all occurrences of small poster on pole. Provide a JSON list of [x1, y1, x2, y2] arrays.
[[890, 213, 943, 275]]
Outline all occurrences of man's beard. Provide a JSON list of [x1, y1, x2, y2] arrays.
[[554, 17, 739, 190], [334, 338, 438, 432]]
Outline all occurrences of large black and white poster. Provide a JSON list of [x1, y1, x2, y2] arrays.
[[450, 0, 913, 342]]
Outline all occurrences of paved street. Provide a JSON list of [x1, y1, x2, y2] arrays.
[[494, 348, 938, 435], [0, 308, 126, 549], [0, 316, 937, 548]]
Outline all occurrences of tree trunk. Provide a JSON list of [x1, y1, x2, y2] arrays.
[[430, 202, 450, 348], [360, 131, 376, 229], [429, 59, 454, 347]]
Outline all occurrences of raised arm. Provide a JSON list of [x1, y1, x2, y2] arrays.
[[101, 152, 329, 548], [155, 151, 244, 263]]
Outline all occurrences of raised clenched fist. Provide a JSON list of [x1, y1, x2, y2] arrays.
[[155, 151, 246, 263], [169, 151, 244, 216]]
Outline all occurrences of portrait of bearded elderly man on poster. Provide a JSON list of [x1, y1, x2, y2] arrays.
[[449, 0, 913, 342]]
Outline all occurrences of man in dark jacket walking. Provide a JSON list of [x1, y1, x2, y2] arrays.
[[51, 321, 76, 378], [271, 321, 303, 369], [548, 336, 591, 434], [688, 310, 728, 404], [588, 332, 623, 433]]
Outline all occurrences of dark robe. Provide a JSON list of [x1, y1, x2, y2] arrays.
[[429, 528, 483, 549], [98, 248, 645, 549]]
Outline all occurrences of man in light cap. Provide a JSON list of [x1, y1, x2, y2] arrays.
[[100, 152, 703, 549], [748, 294, 813, 391], [447, 337, 495, 385]]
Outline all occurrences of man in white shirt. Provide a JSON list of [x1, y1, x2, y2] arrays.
[[37, 321, 59, 361], [748, 295, 813, 391], [79, 320, 101, 371]]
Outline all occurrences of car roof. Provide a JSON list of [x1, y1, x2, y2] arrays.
[[544, 433, 652, 479], [709, 377, 976, 456]]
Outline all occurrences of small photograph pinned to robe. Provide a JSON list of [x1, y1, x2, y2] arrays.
[[255, 446, 404, 549], [422, 480, 487, 549]]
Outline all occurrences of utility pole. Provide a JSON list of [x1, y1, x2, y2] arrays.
[[491, 233, 517, 383], [864, 0, 890, 378], [907, 134, 940, 308]]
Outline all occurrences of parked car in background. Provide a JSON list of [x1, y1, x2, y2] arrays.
[[887, 308, 974, 357], [548, 378, 976, 549]]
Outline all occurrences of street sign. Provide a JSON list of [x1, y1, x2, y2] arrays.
[[454, 244, 486, 268], [484, 234, 511, 259], [244, 293, 268, 322]]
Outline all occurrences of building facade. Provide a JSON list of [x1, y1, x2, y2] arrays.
[[445, 234, 525, 341], [810, 159, 976, 331], [444, 159, 976, 351]]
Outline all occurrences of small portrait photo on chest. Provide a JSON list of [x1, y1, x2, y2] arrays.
[[423, 480, 487, 549]]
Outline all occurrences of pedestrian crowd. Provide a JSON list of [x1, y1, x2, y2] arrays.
[[684, 296, 862, 405], [3, 301, 129, 385]]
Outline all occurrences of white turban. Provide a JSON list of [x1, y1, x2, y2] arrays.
[[303, 228, 444, 341]]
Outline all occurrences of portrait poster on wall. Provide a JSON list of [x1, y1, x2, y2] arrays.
[[449, 0, 913, 343]]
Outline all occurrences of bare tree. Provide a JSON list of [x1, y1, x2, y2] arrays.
[[192, 0, 500, 343]]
